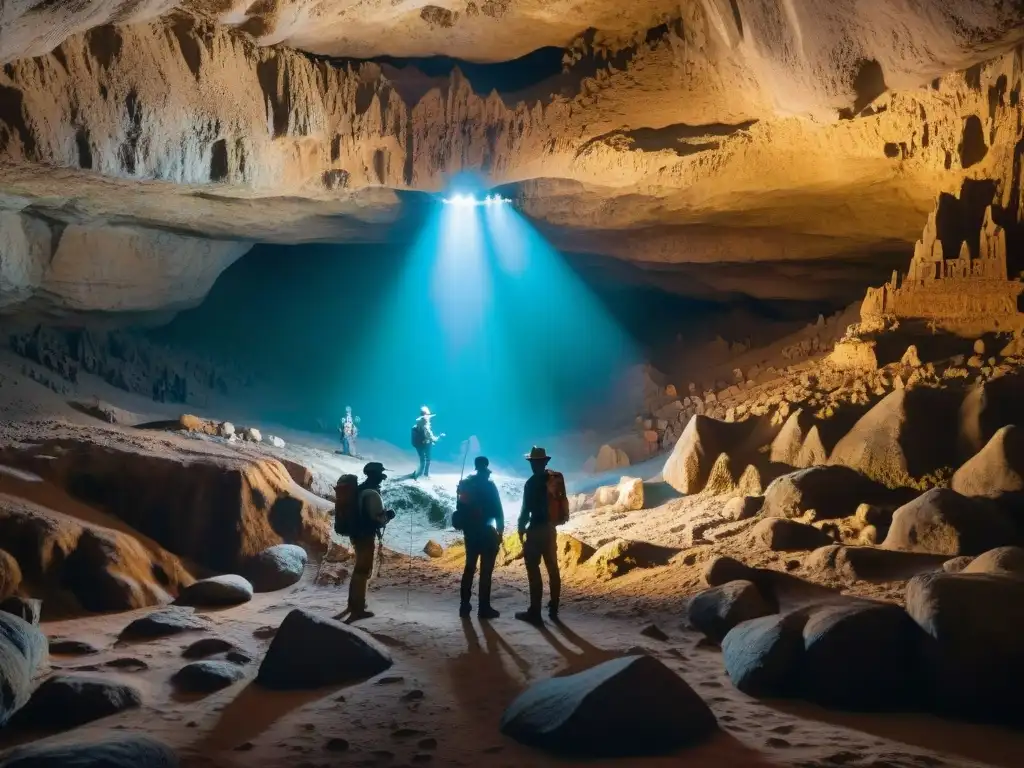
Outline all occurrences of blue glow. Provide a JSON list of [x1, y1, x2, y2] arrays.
[[344, 197, 639, 465], [440, 193, 512, 207]]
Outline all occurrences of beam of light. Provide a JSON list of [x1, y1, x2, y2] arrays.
[[344, 194, 639, 466], [440, 193, 512, 207]]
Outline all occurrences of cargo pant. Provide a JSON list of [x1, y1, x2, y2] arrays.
[[461, 527, 500, 609], [523, 523, 561, 613], [347, 535, 376, 612]]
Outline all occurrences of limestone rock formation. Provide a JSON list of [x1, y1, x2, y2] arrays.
[[590, 539, 674, 580], [119, 607, 207, 641], [962, 546, 1024, 576], [256, 608, 392, 690], [722, 495, 763, 521], [16, 675, 142, 728], [499, 655, 717, 756], [242, 544, 308, 592], [0, 735, 177, 768], [174, 575, 254, 607], [686, 580, 776, 643], [805, 545, 948, 583], [663, 416, 769, 495], [951, 425, 1024, 499], [883, 488, 1017, 556], [753, 518, 833, 552], [761, 466, 897, 521], [0, 612, 47, 727]]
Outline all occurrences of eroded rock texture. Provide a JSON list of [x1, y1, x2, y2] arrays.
[[0, 2, 1022, 312]]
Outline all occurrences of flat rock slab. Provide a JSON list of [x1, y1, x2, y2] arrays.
[[119, 608, 206, 642], [500, 654, 717, 756], [182, 637, 237, 659], [0, 735, 177, 768], [242, 545, 307, 592], [687, 580, 777, 643], [47, 639, 100, 656], [17, 675, 141, 728], [172, 660, 246, 694], [174, 575, 253, 607], [256, 608, 392, 690]]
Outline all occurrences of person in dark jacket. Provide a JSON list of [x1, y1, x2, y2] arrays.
[[515, 446, 561, 625], [346, 462, 395, 621], [457, 456, 505, 619], [412, 406, 442, 479]]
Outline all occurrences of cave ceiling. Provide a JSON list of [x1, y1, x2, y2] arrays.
[[0, 1, 1023, 314]]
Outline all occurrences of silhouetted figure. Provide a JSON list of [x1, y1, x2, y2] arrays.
[[411, 406, 443, 479], [516, 446, 563, 625], [346, 462, 395, 621], [454, 456, 505, 619], [339, 405, 359, 456]]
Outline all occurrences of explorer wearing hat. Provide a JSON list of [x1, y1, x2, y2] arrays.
[[515, 446, 562, 624], [455, 456, 504, 619], [346, 461, 396, 621], [411, 406, 443, 480]]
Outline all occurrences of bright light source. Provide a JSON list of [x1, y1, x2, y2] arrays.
[[441, 193, 511, 207]]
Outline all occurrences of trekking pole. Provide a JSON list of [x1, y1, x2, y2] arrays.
[[459, 436, 471, 483], [406, 496, 415, 608]]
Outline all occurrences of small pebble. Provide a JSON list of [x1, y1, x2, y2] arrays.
[[325, 738, 350, 752]]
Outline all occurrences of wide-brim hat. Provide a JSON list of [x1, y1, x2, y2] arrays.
[[363, 461, 391, 476], [420, 406, 433, 416], [525, 446, 550, 462]]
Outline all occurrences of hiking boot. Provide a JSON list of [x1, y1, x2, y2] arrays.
[[347, 609, 375, 622], [548, 601, 559, 620], [478, 606, 500, 620], [515, 610, 543, 626], [459, 602, 472, 618]]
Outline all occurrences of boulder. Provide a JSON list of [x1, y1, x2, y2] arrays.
[[762, 466, 896, 521], [172, 660, 246, 693], [769, 409, 824, 469], [2, 439, 330, 573], [590, 540, 674, 580], [958, 370, 1024, 459], [962, 546, 1024, 576], [593, 477, 644, 510], [0, 549, 21, 601], [723, 496, 763, 521], [951, 425, 1024, 499], [423, 540, 443, 558], [182, 637, 237, 659], [906, 570, 1024, 720], [243, 427, 263, 443], [0, 597, 41, 625], [753, 518, 833, 551], [0, 735, 177, 768], [174, 575, 253, 607], [829, 388, 961, 488], [686, 580, 776, 642], [47, 639, 99, 656], [663, 415, 770, 495], [242, 544, 308, 592], [805, 545, 947, 582], [16, 675, 141, 728], [883, 488, 1017, 556], [722, 599, 924, 710], [942, 555, 974, 573], [0, 612, 47, 726], [555, 534, 595, 569], [499, 655, 716, 756], [119, 608, 207, 641], [703, 555, 756, 587], [267, 435, 286, 449], [255, 609, 392, 690]]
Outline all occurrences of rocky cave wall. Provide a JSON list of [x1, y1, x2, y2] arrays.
[[0, 1, 1022, 316]]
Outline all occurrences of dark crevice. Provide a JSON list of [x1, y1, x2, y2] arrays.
[[373, 148, 387, 184], [934, 178, 997, 262], [75, 127, 93, 170], [119, 89, 143, 174], [728, 0, 744, 38], [171, 16, 203, 81], [209, 138, 228, 182], [86, 26, 123, 70], [0, 85, 36, 159], [256, 56, 291, 138], [839, 59, 887, 118], [576, 120, 756, 158], [959, 114, 988, 169]]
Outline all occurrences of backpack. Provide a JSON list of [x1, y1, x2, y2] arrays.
[[411, 423, 426, 448], [453, 477, 483, 531], [546, 470, 570, 526], [333, 474, 360, 536]]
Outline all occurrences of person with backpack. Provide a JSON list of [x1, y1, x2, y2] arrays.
[[411, 406, 443, 480], [453, 456, 504, 619], [334, 462, 395, 621], [515, 446, 569, 625], [339, 405, 359, 456]]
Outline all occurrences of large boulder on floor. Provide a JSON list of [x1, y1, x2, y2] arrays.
[[279, 459, 314, 491], [16, 675, 141, 728], [663, 415, 770, 495], [761, 466, 897, 520], [174, 575, 253, 607], [805, 545, 948, 583], [883, 488, 1017, 556], [0, 735, 177, 768], [722, 598, 924, 710], [0, 597, 41, 626], [242, 544, 307, 592], [0, 495, 192, 612], [2, 439, 331, 573], [906, 570, 1024, 720], [499, 655, 716, 756], [957, 369, 1024, 460], [951, 425, 1024, 500], [0, 612, 47, 727], [753, 518, 833, 551], [555, 534, 596, 569], [0, 550, 21, 601], [256, 609, 392, 690], [172, 660, 246, 694], [723, 495, 763, 521], [686, 580, 777, 643], [590, 539, 675, 580], [829, 388, 961, 488], [962, 546, 1024, 576], [593, 477, 644, 510], [119, 608, 207, 641]]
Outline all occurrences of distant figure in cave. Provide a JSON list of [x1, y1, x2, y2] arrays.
[[339, 405, 360, 456], [345, 461, 395, 621], [515, 446, 562, 625], [454, 456, 504, 620], [411, 406, 443, 480]]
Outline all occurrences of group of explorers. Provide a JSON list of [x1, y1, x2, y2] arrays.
[[333, 411, 568, 624], [340, 405, 443, 483]]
